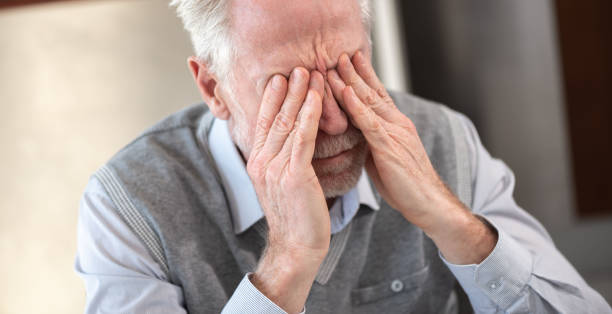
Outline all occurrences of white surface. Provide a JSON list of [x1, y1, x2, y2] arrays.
[[371, 0, 410, 92]]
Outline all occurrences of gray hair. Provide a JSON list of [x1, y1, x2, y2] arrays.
[[170, 0, 372, 81]]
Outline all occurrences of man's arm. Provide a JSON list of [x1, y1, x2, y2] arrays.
[[327, 51, 497, 265], [438, 114, 612, 313], [76, 69, 329, 314], [75, 176, 187, 314], [328, 51, 612, 313], [77, 175, 299, 314]]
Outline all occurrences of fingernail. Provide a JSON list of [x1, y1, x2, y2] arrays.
[[292, 67, 306, 82], [310, 70, 323, 80], [309, 71, 322, 87], [271, 75, 283, 90], [328, 69, 340, 82], [339, 53, 350, 65], [355, 51, 364, 62]]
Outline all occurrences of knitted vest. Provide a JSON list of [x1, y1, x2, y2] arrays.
[[94, 91, 473, 313]]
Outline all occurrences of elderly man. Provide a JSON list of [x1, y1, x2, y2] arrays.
[[75, 0, 611, 313]]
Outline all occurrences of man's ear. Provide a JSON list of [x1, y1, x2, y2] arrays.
[[188, 56, 230, 120]]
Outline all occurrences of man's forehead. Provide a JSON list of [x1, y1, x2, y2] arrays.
[[230, 0, 362, 44], [230, 0, 366, 85]]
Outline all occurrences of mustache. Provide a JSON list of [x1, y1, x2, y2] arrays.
[[313, 127, 364, 159]]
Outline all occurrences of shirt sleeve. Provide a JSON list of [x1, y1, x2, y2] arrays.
[[75, 176, 187, 314], [440, 114, 612, 313], [75, 176, 299, 313], [222, 273, 304, 314]]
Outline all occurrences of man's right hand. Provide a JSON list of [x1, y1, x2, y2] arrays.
[[246, 67, 329, 313]]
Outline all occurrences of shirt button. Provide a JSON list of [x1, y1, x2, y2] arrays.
[[488, 279, 501, 290], [390, 279, 404, 292]]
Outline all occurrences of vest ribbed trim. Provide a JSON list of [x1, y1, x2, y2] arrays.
[[252, 220, 268, 241], [315, 222, 353, 285], [94, 165, 170, 276]]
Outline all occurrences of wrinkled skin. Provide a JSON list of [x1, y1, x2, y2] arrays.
[[225, 0, 371, 199]]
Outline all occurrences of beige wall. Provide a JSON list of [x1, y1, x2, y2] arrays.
[[0, 0, 200, 312]]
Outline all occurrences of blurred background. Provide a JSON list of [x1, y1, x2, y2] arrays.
[[0, 0, 610, 312]]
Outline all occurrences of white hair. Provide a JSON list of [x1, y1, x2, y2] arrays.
[[170, 0, 372, 81]]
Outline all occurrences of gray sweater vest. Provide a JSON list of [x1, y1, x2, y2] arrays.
[[94, 91, 474, 313]]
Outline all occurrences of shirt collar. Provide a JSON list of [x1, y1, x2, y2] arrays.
[[207, 118, 379, 234]]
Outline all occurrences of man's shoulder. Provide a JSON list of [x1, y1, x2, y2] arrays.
[[140, 103, 211, 136], [96, 103, 218, 197], [126, 103, 211, 150], [90, 102, 224, 225], [106, 103, 212, 167]]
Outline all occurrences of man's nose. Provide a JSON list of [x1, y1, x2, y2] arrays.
[[319, 81, 349, 135]]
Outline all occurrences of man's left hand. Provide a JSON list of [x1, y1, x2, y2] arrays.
[[327, 52, 497, 264]]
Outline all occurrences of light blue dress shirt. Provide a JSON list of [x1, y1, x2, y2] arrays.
[[75, 115, 612, 313]]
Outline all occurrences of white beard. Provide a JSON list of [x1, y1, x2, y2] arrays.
[[316, 147, 367, 198], [228, 113, 366, 199]]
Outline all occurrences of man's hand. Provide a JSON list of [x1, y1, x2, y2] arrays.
[[327, 52, 497, 265], [246, 68, 329, 313]]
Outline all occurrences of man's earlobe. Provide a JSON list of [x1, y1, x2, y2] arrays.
[[207, 97, 230, 120], [187, 57, 230, 120]]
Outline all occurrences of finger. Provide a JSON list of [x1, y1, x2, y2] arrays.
[[338, 53, 377, 105], [302, 70, 326, 123], [338, 53, 397, 121], [309, 70, 325, 98], [352, 51, 402, 123], [351, 51, 387, 98], [327, 69, 347, 106], [262, 67, 310, 156], [342, 86, 389, 149], [291, 89, 323, 168], [328, 69, 361, 127], [252, 74, 288, 154]]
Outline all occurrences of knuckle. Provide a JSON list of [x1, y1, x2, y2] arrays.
[[256, 114, 273, 131], [364, 89, 377, 106], [272, 111, 294, 133], [354, 106, 370, 121], [284, 91, 304, 104], [359, 110, 383, 133], [367, 118, 384, 134], [293, 118, 302, 130], [300, 109, 315, 124], [293, 131, 309, 148], [348, 75, 360, 87], [376, 87, 389, 99], [370, 100, 388, 114]]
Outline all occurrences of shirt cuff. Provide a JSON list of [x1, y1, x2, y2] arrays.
[[440, 216, 534, 310], [221, 273, 305, 314]]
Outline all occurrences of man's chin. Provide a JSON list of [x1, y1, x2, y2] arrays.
[[314, 143, 368, 198], [318, 168, 362, 198]]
